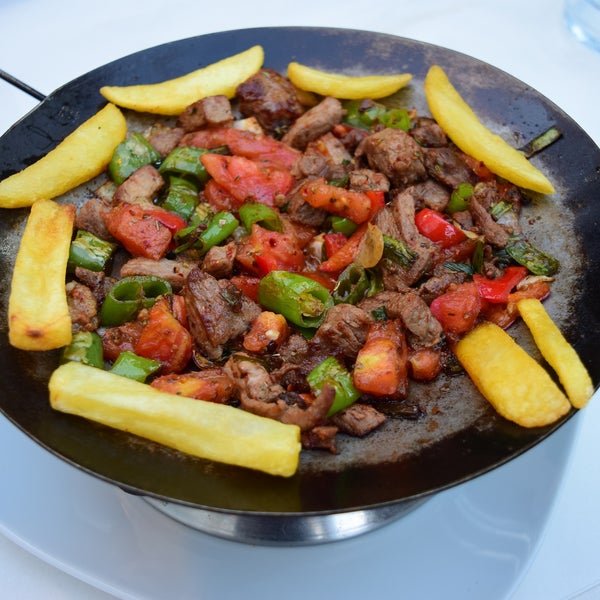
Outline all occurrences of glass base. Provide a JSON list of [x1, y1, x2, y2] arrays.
[[565, 0, 600, 52]]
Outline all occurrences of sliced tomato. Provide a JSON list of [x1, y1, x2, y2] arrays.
[[104, 202, 173, 260], [236, 223, 305, 276], [301, 178, 372, 224], [150, 369, 234, 403], [365, 189, 386, 219], [230, 274, 261, 301], [203, 179, 238, 212], [134, 296, 193, 374], [323, 232, 348, 259], [182, 127, 300, 171], [144, 206, 188, 234], [415, 208, 466, 248], [429, 282, 482, 335], [200, 153, 295, 208]]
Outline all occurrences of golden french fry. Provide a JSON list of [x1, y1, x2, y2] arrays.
[[517, 298, 594, 408], [0, 104, 126, 209], [100, 45, 264, 115], [454, 322, 570, 427], [49, 361, 301, 477], [287, 61, 412, 100], [424, 65, 555, 194], [8, 199, 75, 350]]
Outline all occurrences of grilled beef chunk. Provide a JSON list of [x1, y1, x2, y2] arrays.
[[101, 320, 145, 362], [201, 241, 236, 279], [355, 128, 427, 186], [418, 268, 468, 303], [348, 168, 390, 193], [113, 164, 165, 206], [469, 196, 510, 248], [281, 97, 344, 150], [311, 303, 373, 361], [120, 257, 197, 291], [236, 68, 306, 137], [422, 146, 476, 189], [65, 281, 98, 332], [75, 197, 115, 242], [184, 269, 261, 359], [283, 179, 329, 227], [177, 95, 233, 132], [74, 267, 114, 305], [331, 403, 387, 437], [411, 179, 451, 212], [292, 132, 353, 180], [410, 117, 448, 147], [301, 425, 339, 453], [146, 124, 185, 157], [359, 291, 443, 349]]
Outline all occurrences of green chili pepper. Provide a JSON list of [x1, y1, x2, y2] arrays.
[[110, 350, 161, 382], [332, 263, 370, 305], [382, 234, 418, 268], [505, 236, 560, 276], [258, 271, 334, 328], [100, 276, 172, 326], [330, 215, 358, 236], [519, 126, 562, 158], [158, 146, 211, 185], [174, 210, 239, 255], [162, 175, 199, 220], [306, 356, 360, 417], [379, 108, 411, 131], [343, 100, 411, 132], [60, 331, 104, 368], [109, 133, 161, 185], [447, 182, 473, 213], [68, 230, 116, 272], [471, 239, 484, 274], [239, 202, 282, 232]]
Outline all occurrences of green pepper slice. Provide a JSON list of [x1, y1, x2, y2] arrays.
[[382, 234, 418, 269], [330, 215, 358, 236], [60, 331, 104, 368], [109, 133, 161, 185], [110, 350, 161, 382], [258, 271, 333, 328], [447, 182, 473, 213], [100, 276, 172, 326], [158, 146, 211, 185], [505, 236, 560, 276], [332, 263, 370, 305], [162, 175, 199, 220], [68, 230, 116, 272], [307, 356, 360, 417], [239, 202, 283, 232]]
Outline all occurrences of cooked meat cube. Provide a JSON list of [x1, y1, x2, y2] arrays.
[[348, 168, 390, 193], [311, 303, 373, 360], [101, 320, 145, 362], [410, 117, 448, 147], [411, 179, 451, 212], [355, 128, 427, 186], [281, 97, 344, 150], [75, 197, 115, 242], [184, 268, 261, 359], [146, 124, 185, 157], [469, 193, 510, 248], [177, 95, 233, 132], [201, 241, 236, 279], [113, 164, 165, 206], [236, 68, 306, 137], [292, 132, 353, 179], [422, 146, 476, 189], [418, 268, 468, 303], [301, 425, 338, 453], [277, 385, 335, 431], [372, 205, 402, 239], [120, 257, 197, 291], [74, 267, 114, 305], [331, 403, 387, 437], [66, 281, 99, 332], [283, 180, 329, 227]]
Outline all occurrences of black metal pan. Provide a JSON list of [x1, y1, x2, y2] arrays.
[[1, 27, 598, 542]]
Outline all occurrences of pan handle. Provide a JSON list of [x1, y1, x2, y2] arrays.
[[0, 69, 46, 101]]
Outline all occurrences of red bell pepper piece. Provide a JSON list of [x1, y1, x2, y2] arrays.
[[415, 208, 466, 248], [429, 282, 483, 335], [365, 189, 385, 219], [318, 223, 367, 273], [104, 203, 174, 261], [473, 266, 528, 304], [134, 296, 192, 374], [200, 153, 295, 208], [236, 223, 305, 276], [323, 232, 348, 259]]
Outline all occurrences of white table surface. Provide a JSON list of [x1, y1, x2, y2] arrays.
[[1, 0, 599, 598]]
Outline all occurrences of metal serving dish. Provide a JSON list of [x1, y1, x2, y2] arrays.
[[1, 27, 598, 544]]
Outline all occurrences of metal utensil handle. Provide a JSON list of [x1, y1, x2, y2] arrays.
[[0, 69, 46, 101]]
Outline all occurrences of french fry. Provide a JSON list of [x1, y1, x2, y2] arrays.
[[454, 322, 570, 427], [0, 104, 126, 209], [8, 199, 75, 350], [287, 61, 412, 99], [517, 298, 594, 408], [424, 65, 555, 194], [49, 362, 301, 477], [100, 45, 264, 115]]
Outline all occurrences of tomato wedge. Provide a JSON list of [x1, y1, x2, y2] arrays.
[[415, 207, 466, 248], [429, 282, 482, 335]]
